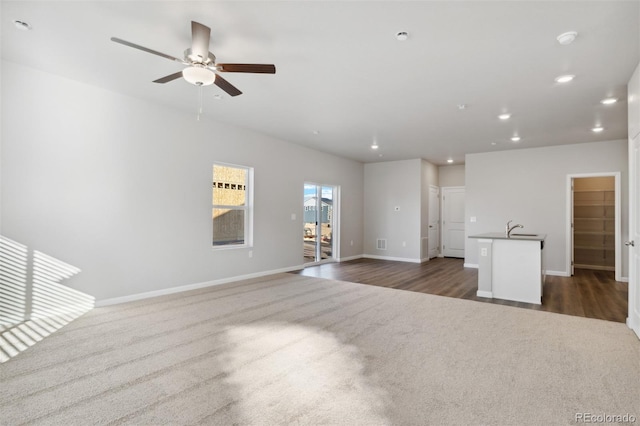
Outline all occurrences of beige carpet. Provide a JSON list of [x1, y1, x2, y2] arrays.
[[0, 273, 638, 425]]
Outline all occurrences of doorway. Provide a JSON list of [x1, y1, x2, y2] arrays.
[[567, 173, 621, 281], [303, 183, 337, 264]]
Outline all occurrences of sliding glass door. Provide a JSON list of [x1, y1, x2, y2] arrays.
[[303, 183, 335, 263]]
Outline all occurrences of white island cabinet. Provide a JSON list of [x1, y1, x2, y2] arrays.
[[469, 233, 546, 304]]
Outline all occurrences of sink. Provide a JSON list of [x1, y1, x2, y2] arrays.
[[510, 233, 538, 237]]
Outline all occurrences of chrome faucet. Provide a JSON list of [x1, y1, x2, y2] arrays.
[[506, 220, 524, 238]]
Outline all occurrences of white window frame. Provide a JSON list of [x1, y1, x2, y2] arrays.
[[212, 162, 254, 249]]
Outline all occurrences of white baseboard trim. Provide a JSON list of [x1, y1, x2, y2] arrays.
[[476, 290, 493, 298], [627, 318, 640, 338], [464, 263, 479, 269], [362, 254, 422, 263], [545, 270, 570, 277], [617, 276, 629, 283], [95, 265, 305, 307], [338, 254, 364, 262]]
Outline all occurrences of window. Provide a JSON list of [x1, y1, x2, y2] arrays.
[[212, 163, 253, 247]]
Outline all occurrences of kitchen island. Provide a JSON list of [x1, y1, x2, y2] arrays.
[[468, 232, 546, 304]]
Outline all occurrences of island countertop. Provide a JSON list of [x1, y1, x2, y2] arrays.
[[468, 232, 546, 241]]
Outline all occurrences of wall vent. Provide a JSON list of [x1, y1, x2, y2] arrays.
[[376, 239, 387, 250]]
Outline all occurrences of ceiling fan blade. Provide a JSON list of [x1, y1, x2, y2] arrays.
[[218, 63, 276, 74], [214, 74, 243, 97], [153, 71, 184, 84], [191, 21, 211, 62], [111, 37, 185, 64]]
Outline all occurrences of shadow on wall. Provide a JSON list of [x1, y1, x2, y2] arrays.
[[0, 235, 94, 363]]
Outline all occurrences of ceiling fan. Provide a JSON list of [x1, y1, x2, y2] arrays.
[[111, 21, 276, 97]]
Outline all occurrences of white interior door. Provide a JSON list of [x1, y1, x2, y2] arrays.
[[428, 186, 440, 259], [628, 133, 640, 339], [441, 187, 465, 258]]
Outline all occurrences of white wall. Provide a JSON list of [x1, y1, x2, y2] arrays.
[[438, 165, 465, 187], [1, 61, 364, 302], [629, 62, 640, 140], [465, 140, 629, 277], [364, 159, 422, 261]]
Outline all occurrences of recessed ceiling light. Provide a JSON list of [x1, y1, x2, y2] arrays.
[[498, 113, 511, 120], [13, 20, 31, 31], [491, 142, 497, 146], [511, 136, 521, 142], [601, 97, 618, 105], [556, 31, 578, 45], [457, 104, 467, 110], [396, 31, 409, 41], [447, 159, 454, 163], [592, 126, 604, 133], [371, 143, 379, 150], [312, 130, 320, 135], [555, 74, 575, 83]]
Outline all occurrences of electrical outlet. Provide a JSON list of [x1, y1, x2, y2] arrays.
[[481, 248, 487, 257]]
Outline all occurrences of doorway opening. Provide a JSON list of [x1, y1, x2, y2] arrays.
[[303, 183, 338, 264], [567, 173, 621, 280]]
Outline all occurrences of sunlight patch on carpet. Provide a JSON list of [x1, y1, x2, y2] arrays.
[[220, 323, 390, 424]]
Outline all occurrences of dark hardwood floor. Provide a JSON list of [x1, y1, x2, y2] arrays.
[[293, 257, 628, 323]]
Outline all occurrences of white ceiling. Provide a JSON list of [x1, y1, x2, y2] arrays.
[[2, 1, 639, 165]]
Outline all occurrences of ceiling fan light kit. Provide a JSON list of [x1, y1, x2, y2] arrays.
[[183, 66, 215, 86], [111, 20, 275, 97]]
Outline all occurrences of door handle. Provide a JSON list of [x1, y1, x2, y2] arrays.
[[625, 240, 635, 247]]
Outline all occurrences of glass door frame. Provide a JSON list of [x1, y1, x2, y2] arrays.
[[303, 182, 339, 265]]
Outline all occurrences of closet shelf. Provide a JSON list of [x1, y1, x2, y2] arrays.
[[574, 202, 615, 207], [573, 231, 615, 236], [574, 245, 615, 251], [574, 263, 615, 271]]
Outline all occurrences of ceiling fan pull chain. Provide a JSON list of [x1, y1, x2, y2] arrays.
[[197, 84, 203, 121]]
